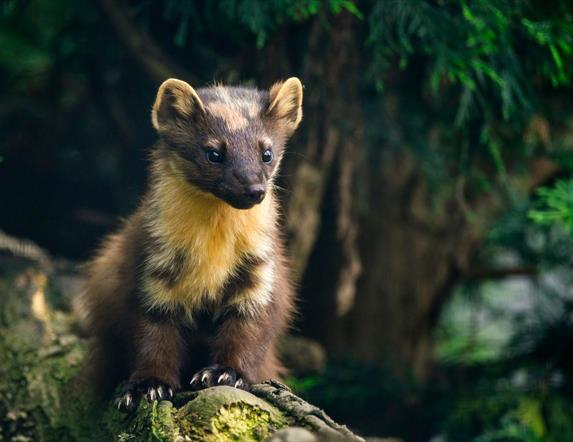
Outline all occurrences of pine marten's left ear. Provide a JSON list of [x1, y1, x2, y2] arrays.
[[152, 78, 206, 132], [267, 77, 303, 132]]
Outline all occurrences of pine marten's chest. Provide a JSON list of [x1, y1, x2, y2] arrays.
[[141, 178, 274, 316]]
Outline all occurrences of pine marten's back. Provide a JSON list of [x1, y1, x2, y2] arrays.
[[76, 78, 303, 412]]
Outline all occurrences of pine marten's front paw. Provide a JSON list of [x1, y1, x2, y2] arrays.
[[115, 379, 175, 413], [189, 365, 249, 391]]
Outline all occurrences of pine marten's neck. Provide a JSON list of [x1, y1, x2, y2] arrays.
[[147, 156, 276, 258], [142, 156, 277, 312]]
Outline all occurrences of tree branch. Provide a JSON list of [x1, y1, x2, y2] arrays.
[[464, 266, 538, 281], [525, 157, 562, 193], [253, 381, 365, 441], [95, 0, 193, 83]]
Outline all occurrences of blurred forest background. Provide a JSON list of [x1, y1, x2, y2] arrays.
[[2, 0, 573, 440]]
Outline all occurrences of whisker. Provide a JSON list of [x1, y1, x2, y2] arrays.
[[271, 184, 291, 194], [282, 151, 311, 160]]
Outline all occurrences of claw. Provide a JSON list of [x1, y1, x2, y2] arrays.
[[116, 379, 174, 413], [190, 366, 248, 391], [116, 392, 134, 412], [218, 373, 230, 384]]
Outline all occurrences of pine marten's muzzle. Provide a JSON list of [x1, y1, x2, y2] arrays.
[[220, 183, 267, 210], [213, 171, 268, 210], [244, 184, 265, 204]]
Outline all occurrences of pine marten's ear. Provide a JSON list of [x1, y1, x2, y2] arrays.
[[152, 78, 206, 132], [267, 77, 303, 132]]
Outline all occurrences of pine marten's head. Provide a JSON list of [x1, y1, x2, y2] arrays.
[[151, 78, 303, 210]]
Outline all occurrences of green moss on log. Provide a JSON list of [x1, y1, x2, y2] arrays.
[[102, 388, 287, 442], [0, 266, 90, 441]]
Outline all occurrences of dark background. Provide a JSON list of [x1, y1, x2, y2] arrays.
[[2, 0, 573, 440]]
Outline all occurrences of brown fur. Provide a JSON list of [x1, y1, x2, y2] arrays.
[[76, 78, 302, 401]]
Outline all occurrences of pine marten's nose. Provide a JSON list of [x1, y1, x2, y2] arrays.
[[245, 184, 265, 204]]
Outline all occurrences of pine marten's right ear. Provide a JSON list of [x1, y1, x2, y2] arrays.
[[267, 77, 303, 134], [152, 78, 206, 132]]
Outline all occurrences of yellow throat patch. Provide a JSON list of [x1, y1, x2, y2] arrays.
[[143, 165, 275, 317]]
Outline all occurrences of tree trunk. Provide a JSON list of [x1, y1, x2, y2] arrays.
[[297, 85, 563, 380], [292, 61, 489, 379], [347, 150, 471, 380], [279, 12, 363, 285]]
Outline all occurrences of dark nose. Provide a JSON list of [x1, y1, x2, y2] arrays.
[[245, 184, 265, 204]]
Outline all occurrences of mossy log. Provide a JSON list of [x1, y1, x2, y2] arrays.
[[0, 247, 364, 441]]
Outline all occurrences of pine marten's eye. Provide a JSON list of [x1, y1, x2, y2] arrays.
[[206, 149, 224, 164], [262, 149, 273, 164]]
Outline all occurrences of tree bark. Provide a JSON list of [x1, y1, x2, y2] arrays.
[[348, 150, 470, 380], [279, 12, 363, 288]]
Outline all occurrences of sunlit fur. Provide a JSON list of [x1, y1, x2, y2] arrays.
[[76, 78, 302, 399], [268, 78, 303, 130], [142, 156, 276, 319]]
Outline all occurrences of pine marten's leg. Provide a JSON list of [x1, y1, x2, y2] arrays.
[[189, 306, 277, 390], [190, 256, 289, 390], [116, 310, 183, 412]]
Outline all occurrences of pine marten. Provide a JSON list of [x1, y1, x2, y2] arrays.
[[76, 77, 302, 412]]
